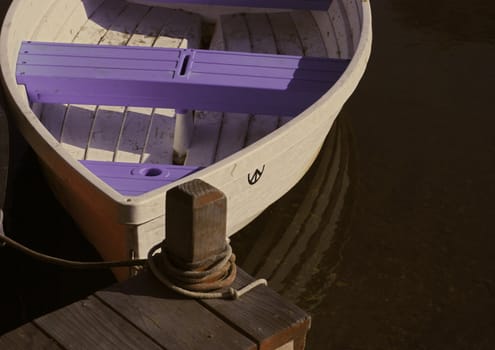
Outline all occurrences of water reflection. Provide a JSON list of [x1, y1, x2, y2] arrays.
[[232, 116, 357, 311], [388, 0, 495, 44]]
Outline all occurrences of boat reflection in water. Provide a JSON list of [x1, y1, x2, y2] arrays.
[[232, 115, 356, 311]]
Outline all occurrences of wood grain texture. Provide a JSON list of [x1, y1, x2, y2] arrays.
[[202, 269, 311, 350], [96, 272, 256, 350], [0, 323, 61, 350], [165, 179, 227, 263], [35, 296, 163, 350]]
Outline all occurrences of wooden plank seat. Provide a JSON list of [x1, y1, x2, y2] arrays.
[[17, 41, 349, 116], [129, 0, 332, 11], [80, 160, 200, 195]]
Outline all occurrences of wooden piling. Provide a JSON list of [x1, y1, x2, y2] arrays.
[[165, 179, 227, 265], [0, 180, 311, 349]]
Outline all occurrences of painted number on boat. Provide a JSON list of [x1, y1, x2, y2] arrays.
[[248, 165, 265, 185]]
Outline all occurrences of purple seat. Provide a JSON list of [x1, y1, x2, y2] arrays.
[[17, 41, 349, 116], [129, 0, 333, 11], [80, 160, 200, 196]]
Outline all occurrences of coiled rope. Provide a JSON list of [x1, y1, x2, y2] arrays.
[[148, 241, 267, 299]]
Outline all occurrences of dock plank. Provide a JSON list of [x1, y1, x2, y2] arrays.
[[96, 271, 257, 350], [1, 267, 310, 350], [34, 296, 163, 350], [0, 323, 61, 350], [202, 269, 311, 350]]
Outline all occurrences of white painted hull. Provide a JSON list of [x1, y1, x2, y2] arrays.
[[1, 0, 371, 280]]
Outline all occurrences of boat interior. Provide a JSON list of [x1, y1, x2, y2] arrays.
[[10, 0, 361, 195]]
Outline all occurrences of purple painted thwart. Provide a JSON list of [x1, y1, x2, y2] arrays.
[[17, 41, 349, 116], [80, 160, 200, 196], [128, 0, 332, 11]]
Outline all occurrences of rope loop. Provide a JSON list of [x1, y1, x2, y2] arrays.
[[147, 242, 267, 299]]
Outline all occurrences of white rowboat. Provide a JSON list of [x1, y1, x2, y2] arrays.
[[1, 0, 371, 280]]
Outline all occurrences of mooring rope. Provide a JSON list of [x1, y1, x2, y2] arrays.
[[147, 242, 267, 300], [0, 209, 148, 268], [0, 209, 266, 298]]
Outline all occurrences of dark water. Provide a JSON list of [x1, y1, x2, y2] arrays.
[[1, 0, 495, 349]]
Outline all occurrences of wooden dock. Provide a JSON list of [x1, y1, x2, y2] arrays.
[[0, 267, 310, 350], [0, 180, 310, 349]]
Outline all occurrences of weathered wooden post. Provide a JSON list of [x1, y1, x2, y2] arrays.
[[158, 178, 237, 295], [165, 178, 228, 270], [154, 179, 312, 349]]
